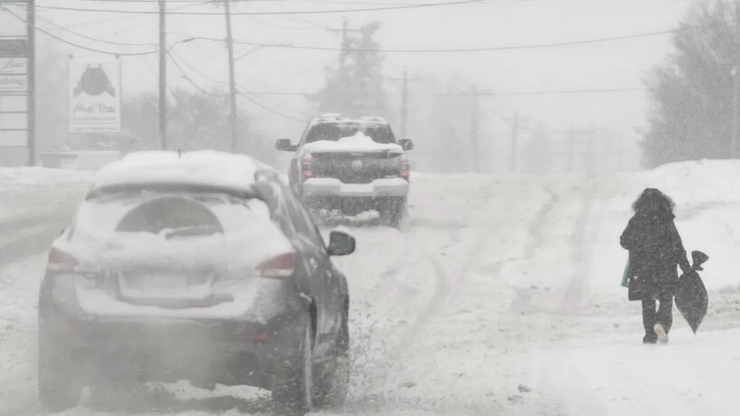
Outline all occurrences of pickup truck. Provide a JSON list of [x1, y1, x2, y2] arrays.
[[276, 115, 414, 227]]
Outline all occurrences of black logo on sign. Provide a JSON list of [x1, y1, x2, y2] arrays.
[[73, 64, 116, 97]]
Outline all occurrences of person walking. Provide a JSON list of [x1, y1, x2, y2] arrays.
[[620, 188, 691, 344]]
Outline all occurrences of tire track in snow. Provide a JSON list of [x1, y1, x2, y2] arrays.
[[487, 180, 597, 416], [559, 181, 599, 315], [360, 181, 557, 401], [506, 184, 561, 314], [349, 183, 498, 404], [523, 185, 561, 260], [381, 257, 450, 358]]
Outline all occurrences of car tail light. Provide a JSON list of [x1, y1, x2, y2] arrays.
[[400, 154, 410, 180], [302, 156, 313, 179], [47, 247, 79, 271], [257, 252, 296, 278]]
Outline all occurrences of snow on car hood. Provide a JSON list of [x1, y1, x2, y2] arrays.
[[301, 131, 403, 154]]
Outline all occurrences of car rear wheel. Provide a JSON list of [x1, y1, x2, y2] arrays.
[[314, 310, 350, 408], [38, 328, 81, 412], [272, 322, 315, 415]]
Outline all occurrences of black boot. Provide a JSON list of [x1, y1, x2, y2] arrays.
[[643, 334, 657, 344]]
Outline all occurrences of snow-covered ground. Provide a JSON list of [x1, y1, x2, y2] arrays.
[[1, 161, 740, 415]]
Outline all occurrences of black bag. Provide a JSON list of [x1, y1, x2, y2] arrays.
[[675, 251, 709, 334], [627, 276, 658, 302]]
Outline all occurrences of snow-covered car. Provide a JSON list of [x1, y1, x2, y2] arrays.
[[276, 115, 414, 227], [37, 150, 356, 415]]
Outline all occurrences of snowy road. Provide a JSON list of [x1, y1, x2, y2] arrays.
[[1, 165, 740, 415]]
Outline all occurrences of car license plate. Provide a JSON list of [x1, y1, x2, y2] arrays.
[[342, 184, 374, 194], [144, 274, 187, 293]]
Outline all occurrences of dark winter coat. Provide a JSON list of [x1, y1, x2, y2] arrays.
[[620, 189, 690, 300]]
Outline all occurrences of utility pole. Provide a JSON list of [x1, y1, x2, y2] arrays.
[[388, 69, 419, 138], [511, 111, 519, 174], [327, 17, 361, 71], [567, 128, 575, 172], [27, 0, 36, 166], [158, 0, 167, 150], [223, 0, 238, 153], [471, 85, 480, 173], [503, 111, 530, 174], [400, 70, 409, 138], [557, 127, 597, 174], [585, 129, 595, 177], [326, 17, 361, 114], [733, 3, 740, 158]]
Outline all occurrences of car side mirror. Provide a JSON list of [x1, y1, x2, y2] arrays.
[[327, 230, 356, 256], [399, 138, 414, 151], [276, 139, 297, 152]]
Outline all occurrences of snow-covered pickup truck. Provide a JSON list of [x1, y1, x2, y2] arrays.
[[276, 115, 414, 227]]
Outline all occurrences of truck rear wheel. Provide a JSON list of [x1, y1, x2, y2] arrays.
[[379, 198, 406, 228]]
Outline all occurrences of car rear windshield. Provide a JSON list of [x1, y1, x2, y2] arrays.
[[305, 122, 397, 144], [75, 186, 271, 237]]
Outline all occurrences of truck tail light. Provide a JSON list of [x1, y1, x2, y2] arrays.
[[302, 156, 313, 179], [400, 154, 410, 180]]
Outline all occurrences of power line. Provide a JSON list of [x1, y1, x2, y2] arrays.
[[171, 52, 229, 85], [32, 10, 158, 47], [180, 27, 680, 54], [52, 1, 209, 28], [236, 88, 307, 122], [446, 87, 645, 96], [60, 0, 430, 3], [24, 9, 684, 55], [167, 51, 307, 122], [239, 83, 314, 118], [38, 0, 488, 16], [167, 51, 229, 97], [235, 86, 645, 96], [2, 7, 159, 55]]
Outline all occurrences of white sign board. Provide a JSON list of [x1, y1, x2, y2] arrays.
[[69, 60, 121, 133], [0, 95, 27, 148], [0, 75, 26, 92], [0, 58, 27, 92], [0, 57, 27, 75]]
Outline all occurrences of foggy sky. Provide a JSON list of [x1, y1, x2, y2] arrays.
[[12, 0, 696, 155]]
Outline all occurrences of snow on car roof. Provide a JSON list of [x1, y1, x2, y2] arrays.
[[310, 114, 388, 128], [302, 130, 403, 153], [92, 150, 274, 193]]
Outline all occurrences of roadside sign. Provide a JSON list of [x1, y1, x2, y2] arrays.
[[0, 75, 27, 92], [0, 57, 28, 75], [0, 39, 27, 58], [69, 59, 122, 133]]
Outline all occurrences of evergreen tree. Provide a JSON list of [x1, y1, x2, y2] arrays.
[[644, 0, 738, 166], [311, 21, 388, 118]]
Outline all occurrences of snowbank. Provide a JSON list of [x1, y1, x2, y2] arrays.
[[302, 131, 403, 154], [599, 159, 740, 291], [0, 166, 93, 188], [0, 167, 93, 223]]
